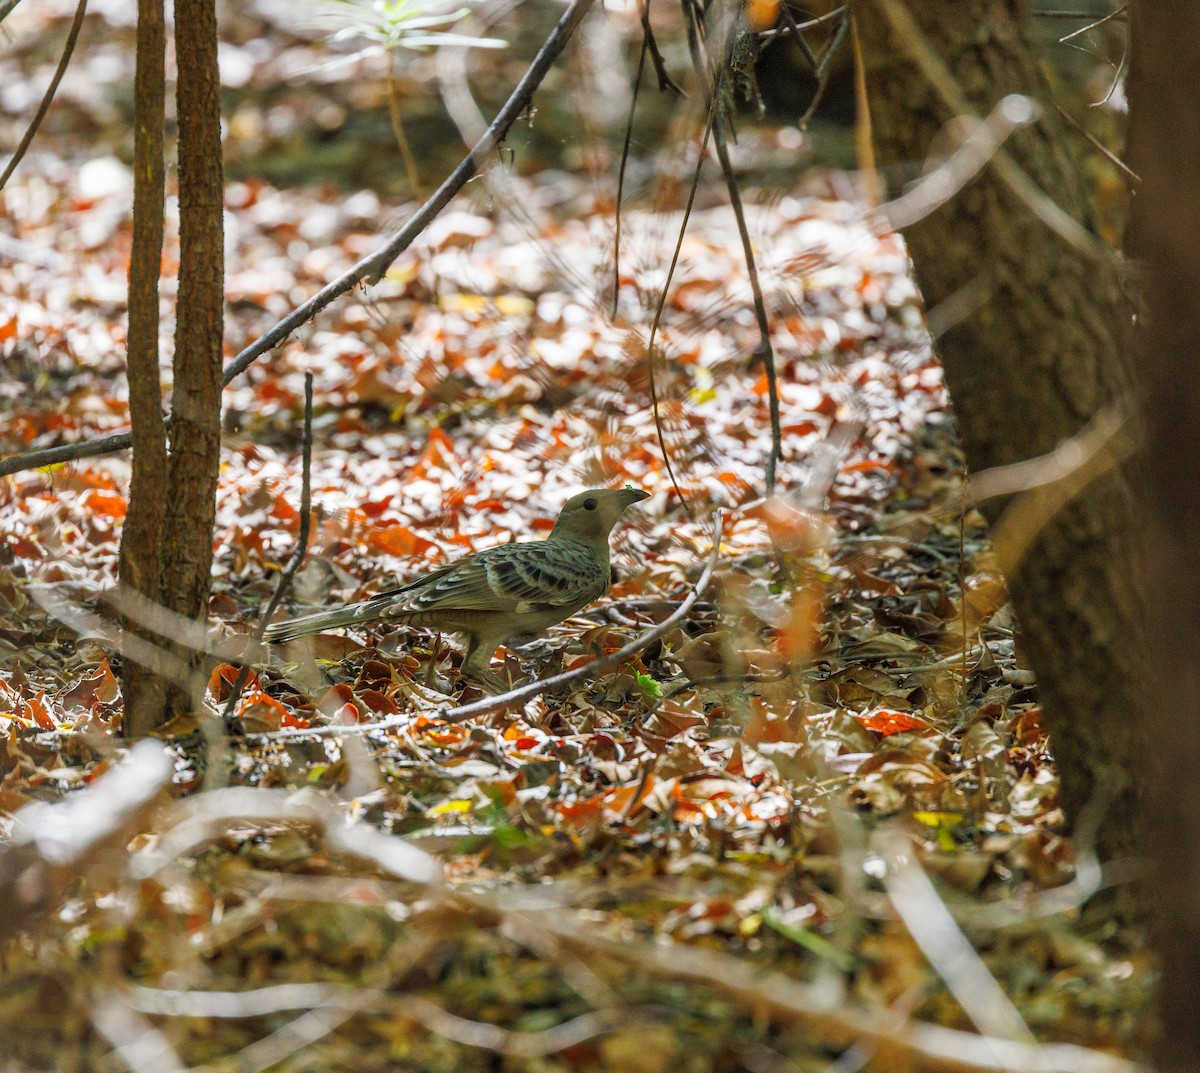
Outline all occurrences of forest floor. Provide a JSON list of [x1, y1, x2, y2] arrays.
[[0, 4, 1152, 1072]]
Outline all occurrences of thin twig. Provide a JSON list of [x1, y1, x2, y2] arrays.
[[385, 53, 423, 197], [612, 24, 649, 318], [0, 0, 27, 26], [1052, 102, 1139, 183], [760, 5, 846, 43], [799, 14, 850, 131], [640, 0, 684, 94], [243, 510, 723, 741], [641, 65, 720, 518], [688, 11, 783, 495], [1034, 9, 1125, 18], [0, 0, 596, 479], [0, 0, 88, 194], [221, 372, 315, 721], [1058, 4, 1128, 42]]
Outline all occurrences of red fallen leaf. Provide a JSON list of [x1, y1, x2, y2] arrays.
[[208, 663, 248, 701], [560, 779, 650, 825], [61, 658, 119, 710], [782, 419, 821, 437], [586, 733, 623, 761], [237, 688, 289, 730], [853, 566, 902, 597], [317, 683, 356, 717], [752, 372, 770, 397], [478, 778, 518, 808], [253, 380, 296, 406], [557, 794, 604, 825], [281, 711, 311, 729], [357, 660, 397, 686], [368, 523, 437, 558], [744, 697, 793, 745], [0, 316, 17, 343], [514, 736, 540, 750], [270, 493, 297, 522], [20, 691, 55, 729], [209, 593, 239, 616], [854, 708, 931, 736], [358, 689, 398, 715], [642, 701, 705, 738], [6, 535, 41, 559], [85, 491, 127, 519], [1012, 706, 1045, 745], [360, 497, 393, 518], [693, 897, 737, 921]]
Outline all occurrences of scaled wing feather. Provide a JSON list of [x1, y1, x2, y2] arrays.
[[375, 541, 606, 617]]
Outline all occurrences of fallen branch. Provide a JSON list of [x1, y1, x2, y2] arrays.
[[245, 509, 723, 741], [0, 0, 596, 479]]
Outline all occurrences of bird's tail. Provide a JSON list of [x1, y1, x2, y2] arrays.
[[263, 599, 385, 644]]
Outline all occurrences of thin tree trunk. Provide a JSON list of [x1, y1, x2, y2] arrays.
[[851, 0, 1144, 860], [118, 0, 168, 738], [160, 0, 224, 720], [1126, 3, 1200, 1068]]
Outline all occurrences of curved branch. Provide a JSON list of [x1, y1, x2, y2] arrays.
[[0, 0, 596, 479]]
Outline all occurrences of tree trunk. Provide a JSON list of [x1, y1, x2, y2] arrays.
[[119, 0, 169, 738], [850, 0, 1143, 860], [161, 0, 225, 721], [1126, 3, 1200, 1068], [118, 0, 224, 736]]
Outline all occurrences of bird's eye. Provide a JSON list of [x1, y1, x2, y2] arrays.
[[583, 498, 597, 510]]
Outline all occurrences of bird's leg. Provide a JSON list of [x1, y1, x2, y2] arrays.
[[460, 631, 516, 694], [425, 632, 442, 687]]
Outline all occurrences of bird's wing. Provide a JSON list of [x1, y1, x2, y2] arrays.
[[376, 540, 607, 618]]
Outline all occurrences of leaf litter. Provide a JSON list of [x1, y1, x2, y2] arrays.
[[0, 17, 1152, 1073]]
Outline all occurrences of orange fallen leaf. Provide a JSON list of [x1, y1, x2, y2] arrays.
[[368, 523, 436, 558], [854, 708, 931, 736], [85, 491, 127, 519]]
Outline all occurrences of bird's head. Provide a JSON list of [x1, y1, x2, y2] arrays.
[[550, 486, 650, 545]]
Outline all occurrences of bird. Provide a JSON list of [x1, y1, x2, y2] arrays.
[[263, 487, 650, 691]]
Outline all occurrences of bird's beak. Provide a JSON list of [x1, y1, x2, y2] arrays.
[[620, 488, 651, 505]]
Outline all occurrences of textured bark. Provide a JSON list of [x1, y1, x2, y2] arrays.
[[160, 0, 224, 721], [851, 0, 1143, 859], [1126, 4, 1200, 1069], [118, 0, 169, 738]]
